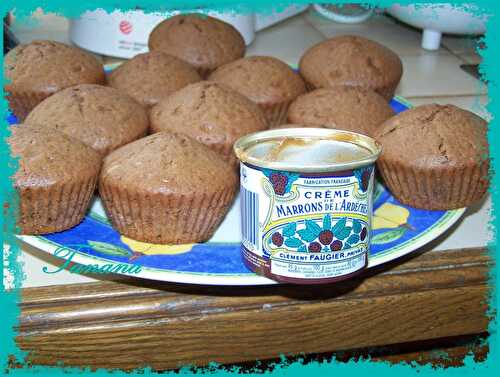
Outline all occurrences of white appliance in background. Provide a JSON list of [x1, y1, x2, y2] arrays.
[[387, 4, 487, 51], [69, 5, 308, 59]]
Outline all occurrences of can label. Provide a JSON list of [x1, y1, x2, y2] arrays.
[[240, 163, 374, 282]]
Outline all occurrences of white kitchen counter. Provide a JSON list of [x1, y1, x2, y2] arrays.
[[8, 8, 491, 288]]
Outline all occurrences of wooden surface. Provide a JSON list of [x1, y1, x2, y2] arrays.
[[231, 333, 489, 371], [16, 247, 491, 371], [372, 334, 489, 367]]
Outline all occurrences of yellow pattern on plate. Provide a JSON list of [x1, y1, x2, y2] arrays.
[[121, 236, 194, 255], [373, 203, 410, 230]]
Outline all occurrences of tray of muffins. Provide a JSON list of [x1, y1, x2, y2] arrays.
[[5, 14, 489, 285]]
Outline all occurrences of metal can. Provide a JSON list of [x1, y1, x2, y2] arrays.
[[234, 128, 382, 284]]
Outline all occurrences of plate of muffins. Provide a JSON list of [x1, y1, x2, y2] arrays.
[[4, 14, 489, 285]]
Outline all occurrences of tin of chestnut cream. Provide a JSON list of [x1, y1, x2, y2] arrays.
[[234, 128, 382, 284]]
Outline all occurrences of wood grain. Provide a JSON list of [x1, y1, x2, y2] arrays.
[[16, 247, 492, 371], [373, 335, 489, 367], [230, 333, 489, 371]]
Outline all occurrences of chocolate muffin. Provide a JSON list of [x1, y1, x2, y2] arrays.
[[25, 84, 149, 156], [283, 87, 394, 136], [208, 56, 306, 127], [299, 35, 403, 101], [150, 81, 268, 166], [148, 14, 245, 77], [99, 132, 238, 243], [4, 40, 105, 121], [107, 51, 201, 108], [375, 104, 489, 210], [8, 126, 101, 234]]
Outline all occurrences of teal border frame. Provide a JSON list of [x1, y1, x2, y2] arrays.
[[1, 1, 497, 375]]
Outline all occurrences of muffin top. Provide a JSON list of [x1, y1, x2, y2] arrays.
[[285, 87, 394, 136], [8, 125, 101, 188], [150, 81, 267, 153], [148, 14, 245, 73], [100, 132, 238, 195], [375, 104, 488, 169], [299, 35, 402, 92], [208, 56, 306, 105], [4, 40, 105, 94], [107, 51, 201, 108], [25, 84, 149, 156]]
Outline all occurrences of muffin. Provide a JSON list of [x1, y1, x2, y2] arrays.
[[99, 132, 238, 244], [8, 126, 101, 234], [25, 84, 149, 156], [299, 35, 403, 101], [283, 87, 394, 136], [107, 51, 201, 108], [150, 81, 268, 166], [375, 104, 489, 210], [4, 40, 105, 121], [148, 14, 245, 77], [208, 56, 306, 126]]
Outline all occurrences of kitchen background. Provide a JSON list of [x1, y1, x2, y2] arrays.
[[5, 4, 491, 287]]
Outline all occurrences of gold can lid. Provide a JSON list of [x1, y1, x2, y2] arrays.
[[234, 127, 382, 172]]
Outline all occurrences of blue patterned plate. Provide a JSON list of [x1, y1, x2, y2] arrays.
[[15, 96, 465, 285]]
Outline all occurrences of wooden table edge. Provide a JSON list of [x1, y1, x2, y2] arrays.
[[13, 246, 493, 371]]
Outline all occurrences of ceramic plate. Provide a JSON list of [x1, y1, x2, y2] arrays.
[[14, 96, 466, 285]]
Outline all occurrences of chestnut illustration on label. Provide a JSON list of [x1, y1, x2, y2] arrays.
[[240, 163, 373, 282]]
